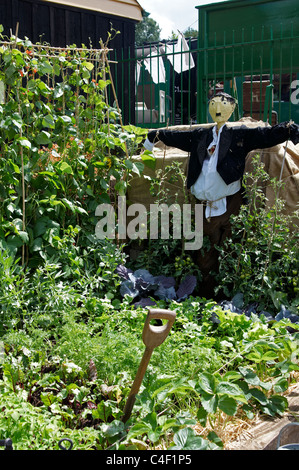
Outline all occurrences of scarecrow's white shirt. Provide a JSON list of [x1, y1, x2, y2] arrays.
[[191, 125, 241, 218]]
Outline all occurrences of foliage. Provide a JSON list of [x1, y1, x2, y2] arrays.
[[0, 31, 147, 271], [183, 28, 199, 39], [135, 15, 161, 45], [1, 286, 298, 449], [215, 155, 299, 312], [127, 161, 202, 284]]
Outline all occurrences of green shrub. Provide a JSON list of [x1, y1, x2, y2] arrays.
[[216, 155, 299, 311]]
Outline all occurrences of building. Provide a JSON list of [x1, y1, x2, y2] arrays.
[[1, 0, 143, 48]]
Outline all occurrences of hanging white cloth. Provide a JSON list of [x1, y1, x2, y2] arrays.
[[135, 61, 141, 93], [144, 47, 166, 84], [166, 32, 195, 74]]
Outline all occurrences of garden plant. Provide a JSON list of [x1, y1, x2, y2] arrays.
[[0, 29, 298, 450]]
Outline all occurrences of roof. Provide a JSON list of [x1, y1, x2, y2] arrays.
[[43, 0, 144, 21]]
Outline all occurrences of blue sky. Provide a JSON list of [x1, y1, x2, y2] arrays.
[[138, 0, 229, 40]]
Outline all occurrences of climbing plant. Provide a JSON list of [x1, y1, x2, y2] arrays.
[[0, 28, 147, 268]]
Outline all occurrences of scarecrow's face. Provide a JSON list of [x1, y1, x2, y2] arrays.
[[209, 96, 235, 128]]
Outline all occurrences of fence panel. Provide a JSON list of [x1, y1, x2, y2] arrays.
[[117, 24, 299, 128]]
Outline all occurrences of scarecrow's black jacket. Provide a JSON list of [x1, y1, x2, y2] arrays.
[[148, 122, 299, 189]]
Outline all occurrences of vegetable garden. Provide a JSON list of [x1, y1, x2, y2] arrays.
[[0, 29, 298, 451]]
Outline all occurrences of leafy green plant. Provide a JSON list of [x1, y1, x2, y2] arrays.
[[1, 296, 298, 449], [127, 160, 202, 284], [215, 155, 299, 311], [0, 31, 147, 272]]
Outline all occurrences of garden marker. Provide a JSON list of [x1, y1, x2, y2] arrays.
[[122, 308, 176, 423]]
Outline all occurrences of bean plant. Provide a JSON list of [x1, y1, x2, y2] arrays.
[[0, 28, 147, 270]]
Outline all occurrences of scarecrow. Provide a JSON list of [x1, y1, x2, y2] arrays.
[[144, 92, 299, 297]]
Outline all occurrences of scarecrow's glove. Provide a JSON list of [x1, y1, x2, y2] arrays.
[[143, 137, 155, 151]]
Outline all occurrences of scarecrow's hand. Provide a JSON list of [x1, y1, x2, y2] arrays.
[[143, 130, 158, 150], [143, 137, 155, 151]]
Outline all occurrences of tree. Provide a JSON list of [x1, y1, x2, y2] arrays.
[[168, 27, 198, 41], [184, 27, 198, 38], [135, 14, 161, 46]]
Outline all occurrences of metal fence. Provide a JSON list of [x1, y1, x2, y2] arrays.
[[112, 23, 299, 129]]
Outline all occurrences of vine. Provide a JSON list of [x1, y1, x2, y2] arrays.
[[0, 28, 147, 269]]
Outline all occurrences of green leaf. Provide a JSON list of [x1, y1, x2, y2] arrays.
[[172, 427, 209, 450], [218, 394, 238, 416], [34, 217, 60, 237], [152, 378, 193, 403], [58, 115, 72, 124], [56, 161, 73, 175], [18, 231, 29, 244], [91, 400, 113, 421], [8, 159, 20, 174], [97, 79, 108, 90], [7, 234, 27, 248], [40, 392, 59, 407], [200, 392, 218, 414], [126, 422, 152, 440], [273, 377, 289, 394], [207, 431, 223, 448], [18, 138, 31, 149], [32, 237, 43, 252], [54, 84, 64, 98], [238, 367, 260, 386], [261, 350, 279, 362], [197, 372, 216, 394], [197, 407, 208, 426], [261, 395, 288, 417], [39, 61, 53, 75], [42, 114, 55, 129], [114, 180, 127, 196], [141, 152, 156, 170], [249, 388, 268, 405], [36, 131, 52, 145], [132, 161, 144, 176], [61, 198, 75, 212], [223, 371, 242, 382], [216, 381, 246, 401], [37, 80, 51, 95], [102, 420, 124, 438], [82, 61, 94, 71]]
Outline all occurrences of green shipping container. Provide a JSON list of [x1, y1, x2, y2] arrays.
[[196, 0, 299, 123]]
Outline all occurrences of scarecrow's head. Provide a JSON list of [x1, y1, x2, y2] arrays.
[[208, 92, 237, 128]]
